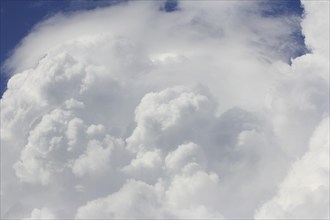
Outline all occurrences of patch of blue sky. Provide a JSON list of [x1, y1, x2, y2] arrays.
[[260, 0, 304, 17], [259, 0, 308, 62], [161, 0, 179, 12]]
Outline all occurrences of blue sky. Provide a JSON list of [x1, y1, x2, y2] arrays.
[[0, 0, 305, 98]]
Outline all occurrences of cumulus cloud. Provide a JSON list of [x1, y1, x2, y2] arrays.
[[255, 117, 329, 219], [1, 0, 328, 219], [164, 142, 204, 172], [25, 208, 56, 220], [254, 1, 330, 219]]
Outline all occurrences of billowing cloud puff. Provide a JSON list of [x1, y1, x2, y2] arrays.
[[25, 208, 56, 220], [165, 142, 204, 172], [255, 117, 329, 219], [1, 0, 329, 219]]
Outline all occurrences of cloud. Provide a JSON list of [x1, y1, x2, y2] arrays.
[[76, 169, 224, 219], [72, 138, 113, 177], [25, 208, 56, 220], [75, 179, 165, 219], [164, 142, 204, 172], [1, 0, 328, 219], [126, 86, 216, 152], [301, 1, 330, 58], [253, 1, 330, 218], [255, 117, 329, 219]]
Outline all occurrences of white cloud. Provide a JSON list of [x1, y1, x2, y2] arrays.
[[72, 138, 113, 177], [122, 149, 163, 182], [76, 170, 224, 219], [126, 86, 216, 152], [166, 170, 221, 212], [25, 208, 56, 220], [165, 142, 204, 172], [75, 179, 165, 219], [1, 0, 328, 219], [301, 1, 330, 58], [14, 109, 72, 185], [255, 117, 330, 219], [254, 1, 330, 219]]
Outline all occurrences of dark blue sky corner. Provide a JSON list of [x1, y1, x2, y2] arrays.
[[0, 0, 126, 98], [160, 0, 179, 12], [0, 0, 63, 98], [260, 0, 304, 17], [259, 0, 309, 64]]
